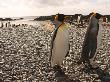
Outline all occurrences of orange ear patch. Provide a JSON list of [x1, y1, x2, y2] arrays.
[[55, 15, 58, 20]]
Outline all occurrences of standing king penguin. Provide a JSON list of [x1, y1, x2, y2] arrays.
[[50, 14, 70, 78], [78, 13, 102, 67]]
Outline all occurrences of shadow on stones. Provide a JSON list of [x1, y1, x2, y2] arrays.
[[84, 64, 110, 82]]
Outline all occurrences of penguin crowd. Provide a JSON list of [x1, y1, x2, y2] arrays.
[[0, 13, 110, 82]]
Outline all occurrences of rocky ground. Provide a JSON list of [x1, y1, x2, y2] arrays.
[[0, 21, 110, 82]]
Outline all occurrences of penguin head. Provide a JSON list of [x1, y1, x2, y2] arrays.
[[54, 13, 65, 22], [89, 12, 103, 19], [95, 13, 102, 19], [89, 12, 95, 17]]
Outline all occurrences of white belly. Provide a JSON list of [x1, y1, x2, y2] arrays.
[[51, 28, 69, 67]]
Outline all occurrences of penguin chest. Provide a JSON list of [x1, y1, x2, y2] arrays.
[[89, 27, 99, 37], [53, 28, 69, 55]]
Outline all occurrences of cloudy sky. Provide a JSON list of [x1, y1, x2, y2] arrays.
[[0, 0, 110, 17]]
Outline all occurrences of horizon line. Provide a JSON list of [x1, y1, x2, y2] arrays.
[[0, 14, 110, 18]]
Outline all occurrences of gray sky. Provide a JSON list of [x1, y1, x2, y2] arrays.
[[0, 0, 110, 17]]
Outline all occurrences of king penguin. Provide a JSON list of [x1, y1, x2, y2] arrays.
[[78, 13, 102, 65], [50, 14, 70, 67]]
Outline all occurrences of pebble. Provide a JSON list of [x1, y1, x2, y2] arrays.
[[0, 20, 110, 82]]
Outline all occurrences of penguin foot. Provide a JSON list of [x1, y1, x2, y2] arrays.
[[77, 59, 88, 65], [55, 71, 67, 82], [83, 62, 96, 74]]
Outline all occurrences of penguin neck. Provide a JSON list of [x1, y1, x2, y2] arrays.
[[58, 23, 67, 32], [90, 17, 99, 26], [55, 21, 65, 28], [58, 22, 65, 28]]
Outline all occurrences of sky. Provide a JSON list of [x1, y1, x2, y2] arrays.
[[0, 0, 110, 17]]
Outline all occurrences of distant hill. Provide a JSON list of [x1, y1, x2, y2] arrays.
[[33, 14, 110, 22], [0, 14, 110, 22]]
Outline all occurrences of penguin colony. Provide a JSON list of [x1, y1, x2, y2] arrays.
[[0, 19, 110, 82]]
